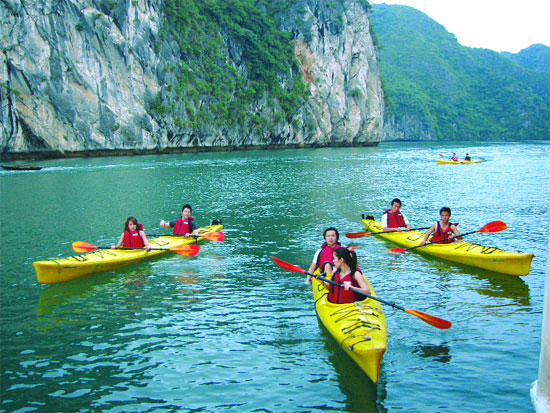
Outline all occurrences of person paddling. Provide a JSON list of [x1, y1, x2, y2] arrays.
[[323, 247, 371, 304], [420, 207, 461, 246], [306, 227, 342, 283], [381, 198, 411, 232], [159, 204, 199, 236], [112, 216, 151, 251], [464, 153, 471, 161], [450, 153, 458, 161]]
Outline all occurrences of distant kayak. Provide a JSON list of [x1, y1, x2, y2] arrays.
[[437, 159, 482, 165]]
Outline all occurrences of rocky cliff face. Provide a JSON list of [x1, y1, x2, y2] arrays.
[[0, 0, 383, 159]]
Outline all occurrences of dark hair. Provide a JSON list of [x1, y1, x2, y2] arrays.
[[124, 216, 139, 231], [391, 198, 401, 206], [323, 227, 339, 241], [182, 204, 192, 212], [334, 247, 358, 275], [440, 207, 451, 215]]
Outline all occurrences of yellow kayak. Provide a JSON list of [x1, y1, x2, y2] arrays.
[[33, 224, 223, 284], [312, 273, 387, 383], [437, 159, 482, 164], [362, 219, 532, 276]]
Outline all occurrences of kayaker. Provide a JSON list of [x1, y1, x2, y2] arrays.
[[464, 153, 471, 161], [381, 198, 411, 232], [450, 153, 459, 161], [420, 207, 461, 245], [306, 227, 342, 283], [112, 216, 151, 250], [325, 247, 371, 304], [159, 204, 199, 236]]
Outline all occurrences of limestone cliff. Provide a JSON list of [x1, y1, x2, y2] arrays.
[[0, 0, 384, 159]]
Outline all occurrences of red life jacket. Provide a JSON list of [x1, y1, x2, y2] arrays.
[[317, 242, 341, 271], [384, 208, 406, 228], [431, 221, 454, 243], [123, 230, 144, 248], [173, 217, 194, 235], [327, 269, 362, 304]]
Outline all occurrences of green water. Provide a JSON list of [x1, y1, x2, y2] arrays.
[[1, 141, 548, 412]]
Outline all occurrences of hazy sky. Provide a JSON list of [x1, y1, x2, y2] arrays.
[[369, 0, 550, 53]]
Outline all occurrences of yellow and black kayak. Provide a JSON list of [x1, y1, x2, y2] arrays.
[[33, 224, 223, 284], [437, 159, 482, 165], [361, 219, 532, 276], [312, 272, 387, 383]]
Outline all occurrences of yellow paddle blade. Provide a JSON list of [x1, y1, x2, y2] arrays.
[[72, 241, 99, 253]]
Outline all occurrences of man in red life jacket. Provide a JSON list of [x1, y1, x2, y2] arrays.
[[420, 207, 461, 245], [306, 227, 342, 284], [381, 198, 411, 232], [159, 204, 199, 236]]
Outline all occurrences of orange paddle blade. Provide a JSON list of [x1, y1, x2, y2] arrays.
[[345, 231, 373, 239], [271, 256, 306, 274], [202, 231, 225, 241], [405, 309, 452, 329], [386, 247, 408, 253], [72, 241, 99, 253], [477, 220, 507, 233], [171, 244, 200, 256]]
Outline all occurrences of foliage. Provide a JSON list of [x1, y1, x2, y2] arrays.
[[158, 0, 308, 128], [370, 4, 550, 140]]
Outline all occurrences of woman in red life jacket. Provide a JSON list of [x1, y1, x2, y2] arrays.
[[306, 227, 342, 284], [325, 247, 371, 304], [112, 216, 151, 250], [420, 207, 461, 246], [159, 204, 199, 236], [450, 153, 459, 161], [381, 198, 411, 232]]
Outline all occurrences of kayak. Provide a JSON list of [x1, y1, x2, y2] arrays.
[[361, 219, 533, 276], [312, 272, 387, 383], [33, 224, 223, 284], [437, 159, 482, 165]]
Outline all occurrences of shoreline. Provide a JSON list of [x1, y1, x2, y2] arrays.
[[0, 141, 380, 161]]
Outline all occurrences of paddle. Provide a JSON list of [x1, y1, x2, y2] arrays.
[[386, 220, 507, 253], [346, 226, 430, 239], [72, 241, 200, 256], [146, 231, 225, 241], [271, 256, 451, 329]]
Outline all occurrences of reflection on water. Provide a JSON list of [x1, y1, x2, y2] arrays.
[[412, 342, 452, 363]]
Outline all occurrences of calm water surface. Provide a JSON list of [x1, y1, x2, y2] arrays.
[[1, 141, 548, 412]]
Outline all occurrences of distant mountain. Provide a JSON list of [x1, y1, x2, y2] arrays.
[[502, 44, 550, 74], [370, 4, 550, 140]]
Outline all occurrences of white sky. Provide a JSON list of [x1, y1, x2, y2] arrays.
[[370, 0, 550, 53]]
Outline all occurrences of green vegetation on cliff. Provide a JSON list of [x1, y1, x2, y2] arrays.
[[156, 0, 308, 129], [371, 4, 550, 140]]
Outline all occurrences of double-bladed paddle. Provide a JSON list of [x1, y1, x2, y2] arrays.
[[386, 220, 507, 253], [271, 256, 451, 329], [145, 231, 225, 242], [72, 241, 200, 256], [346, 227, 430, 239]]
